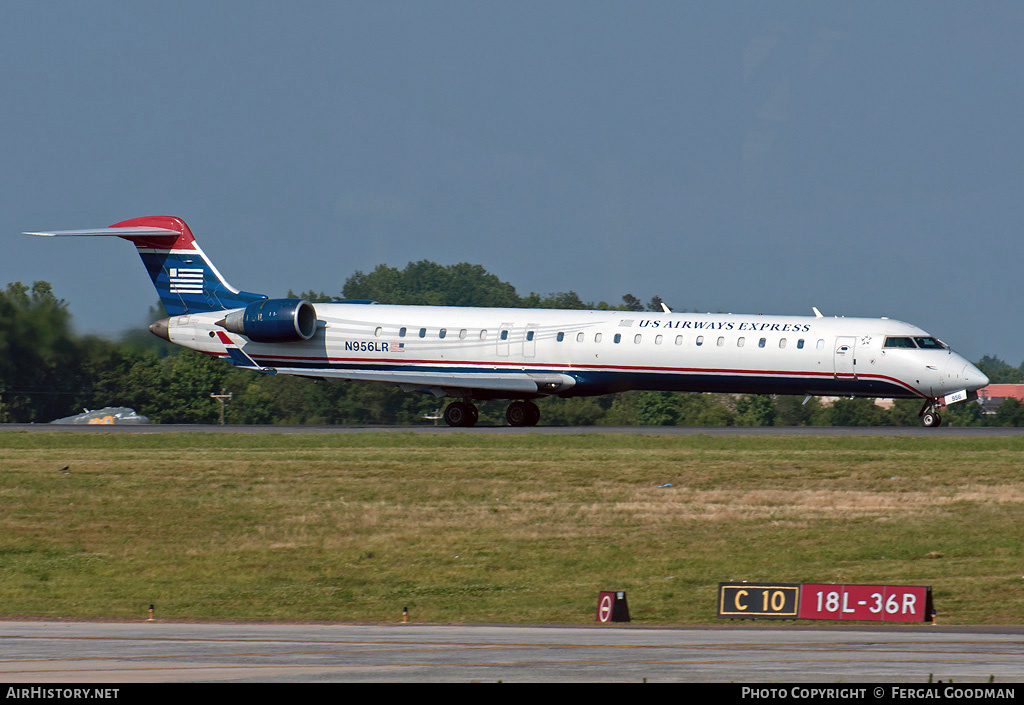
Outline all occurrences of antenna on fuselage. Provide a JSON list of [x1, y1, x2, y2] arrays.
[[812, 307, 824, 318]]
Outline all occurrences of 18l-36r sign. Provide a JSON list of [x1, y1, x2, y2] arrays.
[[799, 584, 932, 622]]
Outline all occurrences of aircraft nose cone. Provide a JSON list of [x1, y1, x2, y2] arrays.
[[940, 355, 988, 393], [149, 318, 170, 341], [962, 363, 989, 391]]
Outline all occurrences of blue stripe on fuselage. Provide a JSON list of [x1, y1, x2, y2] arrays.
[[235, 355, 920, 399]]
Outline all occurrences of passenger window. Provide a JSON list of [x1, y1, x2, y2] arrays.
[[576, 332, 584, 343], [797, 339, 805, 349], [526, 331, 535, 342], [675, 335, 683, 345], [816, 339, 825, 350], [717, 336, 725, 347], [480, 330, 487, 340], [655, 335, 663, 345], [375, 327, 382, 337], [696, 336, 704, 346], [613, 333, 621, 344], [737, 337, 745, 347], [439, 328, 447, 339], [419, 328, 426, 338], [500, 330, 508, 341], [634, 334, 642, 344], [758, 338, 766, 348], [459, 329, 467, 339], [557, 332, 564, 342], [595, 333, 603, 343], [779, 338, 786, 348]]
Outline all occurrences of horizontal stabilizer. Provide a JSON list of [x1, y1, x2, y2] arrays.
[[24, 227, 181, 238]]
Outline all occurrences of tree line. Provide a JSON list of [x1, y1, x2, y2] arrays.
[[2, 262, 1022, 426]]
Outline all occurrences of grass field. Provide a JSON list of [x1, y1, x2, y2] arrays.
[[1, 431, 1022, 625]]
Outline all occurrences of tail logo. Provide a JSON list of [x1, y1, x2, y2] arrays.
[[169, 268, 204, 294]]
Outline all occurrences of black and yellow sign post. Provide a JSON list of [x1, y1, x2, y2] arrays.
[[718, 582, 800, 619]]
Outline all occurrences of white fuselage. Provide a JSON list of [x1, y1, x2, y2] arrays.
[[167, 304, 987, 402]]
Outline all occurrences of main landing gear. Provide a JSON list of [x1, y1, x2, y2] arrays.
[[441, 400, 541, 427], [505, 400, 540, 427], [920, 400, 942, 428], [442, 400, 479, 427]]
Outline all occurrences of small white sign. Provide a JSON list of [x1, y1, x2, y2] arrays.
[[944, 389, 968, 405]]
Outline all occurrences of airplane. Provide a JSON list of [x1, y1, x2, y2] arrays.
[[26, 215, 989, 427]]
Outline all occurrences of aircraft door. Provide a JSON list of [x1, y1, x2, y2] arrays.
[[833, 336, 857, 379], [497, 323, 512, 356], [524, 324, 537, 358]]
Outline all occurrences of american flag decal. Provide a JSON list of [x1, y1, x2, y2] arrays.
[[169, 267, 204, 294], [394, 342, 405, 353]]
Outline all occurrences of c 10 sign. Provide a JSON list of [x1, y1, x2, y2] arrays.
[[799, 584, 932, 622]]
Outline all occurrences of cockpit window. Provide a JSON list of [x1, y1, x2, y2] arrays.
[[913, 337, 947, 350], [883, 337, 917, 348]]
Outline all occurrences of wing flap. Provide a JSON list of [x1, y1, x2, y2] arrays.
[[270, 367, 576, 395]]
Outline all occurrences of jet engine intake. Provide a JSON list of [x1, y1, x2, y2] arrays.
[[218, 299, 318, 342]]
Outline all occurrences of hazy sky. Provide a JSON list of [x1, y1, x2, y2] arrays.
[[3, 2, 1021, 362]]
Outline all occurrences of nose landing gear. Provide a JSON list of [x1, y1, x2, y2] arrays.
[[920, 400, 942, 428]]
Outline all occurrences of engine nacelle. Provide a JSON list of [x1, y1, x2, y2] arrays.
[[218, 299, 318, 342]]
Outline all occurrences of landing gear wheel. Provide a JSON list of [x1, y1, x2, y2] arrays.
[[506, 400, 540, 427], [444, 401, 478, 427], [918, 398, 944, 428]]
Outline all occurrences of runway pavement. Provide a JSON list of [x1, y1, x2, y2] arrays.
[[5, 423, 1024, 436], [1, 621, 1022, 683]]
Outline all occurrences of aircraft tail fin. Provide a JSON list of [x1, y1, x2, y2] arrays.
[[25, 216, 267, 315]]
